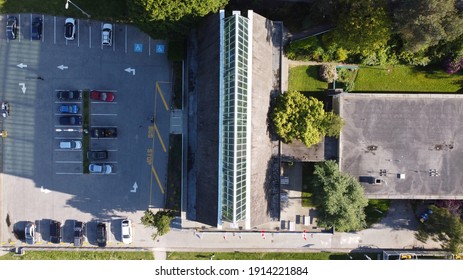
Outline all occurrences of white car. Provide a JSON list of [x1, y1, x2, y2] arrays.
[[25, 222, 36, 245], [101, 23, 112, 46], [121, 219, 132, 244], [64, 18, 76, 40], [59, 140, 82, 149], [89, 163, 112, 174]]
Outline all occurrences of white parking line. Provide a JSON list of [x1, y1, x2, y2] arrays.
[[100, 23, 103, 50], [89, 25, 92, 48], [91, 101, 117, 104], [56, 173, 82, 175], [125, 25, 127, 53], [54, 16, 56, 44], [30, 14, 32, 42], [77, 20, 80, 47], [149, 37, 151, 56], [113, 23, 116, 51], [90, 113, 117, 116], [54, 149, 82, 152], [55, 161, 82, 164], [107, 149, 118, 152], [54, 136, 82, 139], [18, 14, 21, 42], [42, 14, 45, 42]]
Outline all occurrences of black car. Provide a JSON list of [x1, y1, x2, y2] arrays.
[[87, 150, 109, 160], [50, 221, 62, 244], [6, 16, 18, 40], [73, 221, 84, 247], [96, 222, 107, 247], [91, 127, 117, 138], [59, 116, 82, 126], [57, 90, 81, 101], [31, 17, 43, 40]]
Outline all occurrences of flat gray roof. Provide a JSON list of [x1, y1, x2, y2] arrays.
[[339, 93, 463, 199]]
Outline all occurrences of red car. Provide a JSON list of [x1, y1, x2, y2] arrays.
[[90, 90, 115, 102]]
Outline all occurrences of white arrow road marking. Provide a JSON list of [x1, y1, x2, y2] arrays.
[[40, 186, 51, 194], [18, 83, 26, 94], [57, 65, 69, 70], [17, 63, 28, 68], [131, 182, 138, 193], [125, 67, 135, 75]]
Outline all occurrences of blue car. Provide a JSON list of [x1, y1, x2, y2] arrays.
[[59, 104, 79, 114]]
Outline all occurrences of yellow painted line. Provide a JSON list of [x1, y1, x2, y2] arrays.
[[153, 123, 167, 153], [156, 82, 169, 111], [151, 165, 165, 194]]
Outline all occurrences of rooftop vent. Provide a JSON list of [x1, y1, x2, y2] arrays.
[[398, 173, 406, 179]]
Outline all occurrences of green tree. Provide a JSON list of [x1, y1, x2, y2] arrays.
[[416, 205, 463, 254], [311, 160, 368, 232], [393, 0, 463, 53], [128, 0, 228, 38], [272, 91, 344, 147], [326, 0, 391, 56], [141, 209, 176, 240]]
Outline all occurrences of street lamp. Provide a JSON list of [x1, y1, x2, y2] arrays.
[[65, 0, 91, 18]]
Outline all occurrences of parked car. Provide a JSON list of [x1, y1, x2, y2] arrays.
[[59, 104, 79, 114], [91, 127, 117, 138], [121, 219, 132, 244], [31, 17, 43, 40], [96, 222, 107, 247], [57, 90, 81, 101], [25, 222, 36, 245], [6, 16, 18, 40], [49, 221, 61, 244], [89, 163, 112, 174], [90, 90, 115, 102], [73, 221, 84, 247], [59, 116, 82, 125], [59, 140, 82, 149], [87, 150, 108, 160], [101, 23, 112, 46], [64, 18, 76, 40]]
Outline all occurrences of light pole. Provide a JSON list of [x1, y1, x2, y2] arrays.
[[65, 0, 91, 18]]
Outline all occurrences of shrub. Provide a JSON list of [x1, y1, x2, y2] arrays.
[[336, 48, 349, 62], [319, 64, 338, 82]]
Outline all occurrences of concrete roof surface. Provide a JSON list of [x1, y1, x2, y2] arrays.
[[340, 93, 463, 199]]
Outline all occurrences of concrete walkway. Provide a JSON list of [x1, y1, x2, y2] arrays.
[[154, 201, 441, 255]]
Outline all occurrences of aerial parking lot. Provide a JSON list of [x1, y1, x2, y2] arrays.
[[0, 14, 172, 247]]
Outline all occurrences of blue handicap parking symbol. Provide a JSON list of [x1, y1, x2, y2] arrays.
[[156, 44, 165, 54], [134, 43, 143, 53]]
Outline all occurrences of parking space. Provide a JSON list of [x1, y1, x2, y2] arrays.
[[0, 13, 171, 247]]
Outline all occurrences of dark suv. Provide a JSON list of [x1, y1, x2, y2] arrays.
[[96, 222, 107, 247], [49, 221, 61, 244], [6, 16, 18, 40], [73, 221, 84, 247]]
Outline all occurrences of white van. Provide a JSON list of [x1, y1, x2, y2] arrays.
[[59, 140, 82, 149]]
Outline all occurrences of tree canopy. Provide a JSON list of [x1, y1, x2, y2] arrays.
[[272, 90, 344, 147], [416, 205, 463, 254], [327, 0, 391, 55], [311, 160, 368, 232], [393, 0, 463, 53], [141, 209, 176, 240], [128, 0, 228, 37]]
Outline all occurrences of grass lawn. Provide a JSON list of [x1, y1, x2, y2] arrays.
[[354, 65, 462, 92], [0, 250, 154, 260], [0, 0, 129, 22], [288, 66, 327, 92], [167, 251, 380, 260]]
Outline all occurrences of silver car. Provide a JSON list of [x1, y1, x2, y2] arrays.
[[101, 23, 112, 46], [25, 222, 36, 245]]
